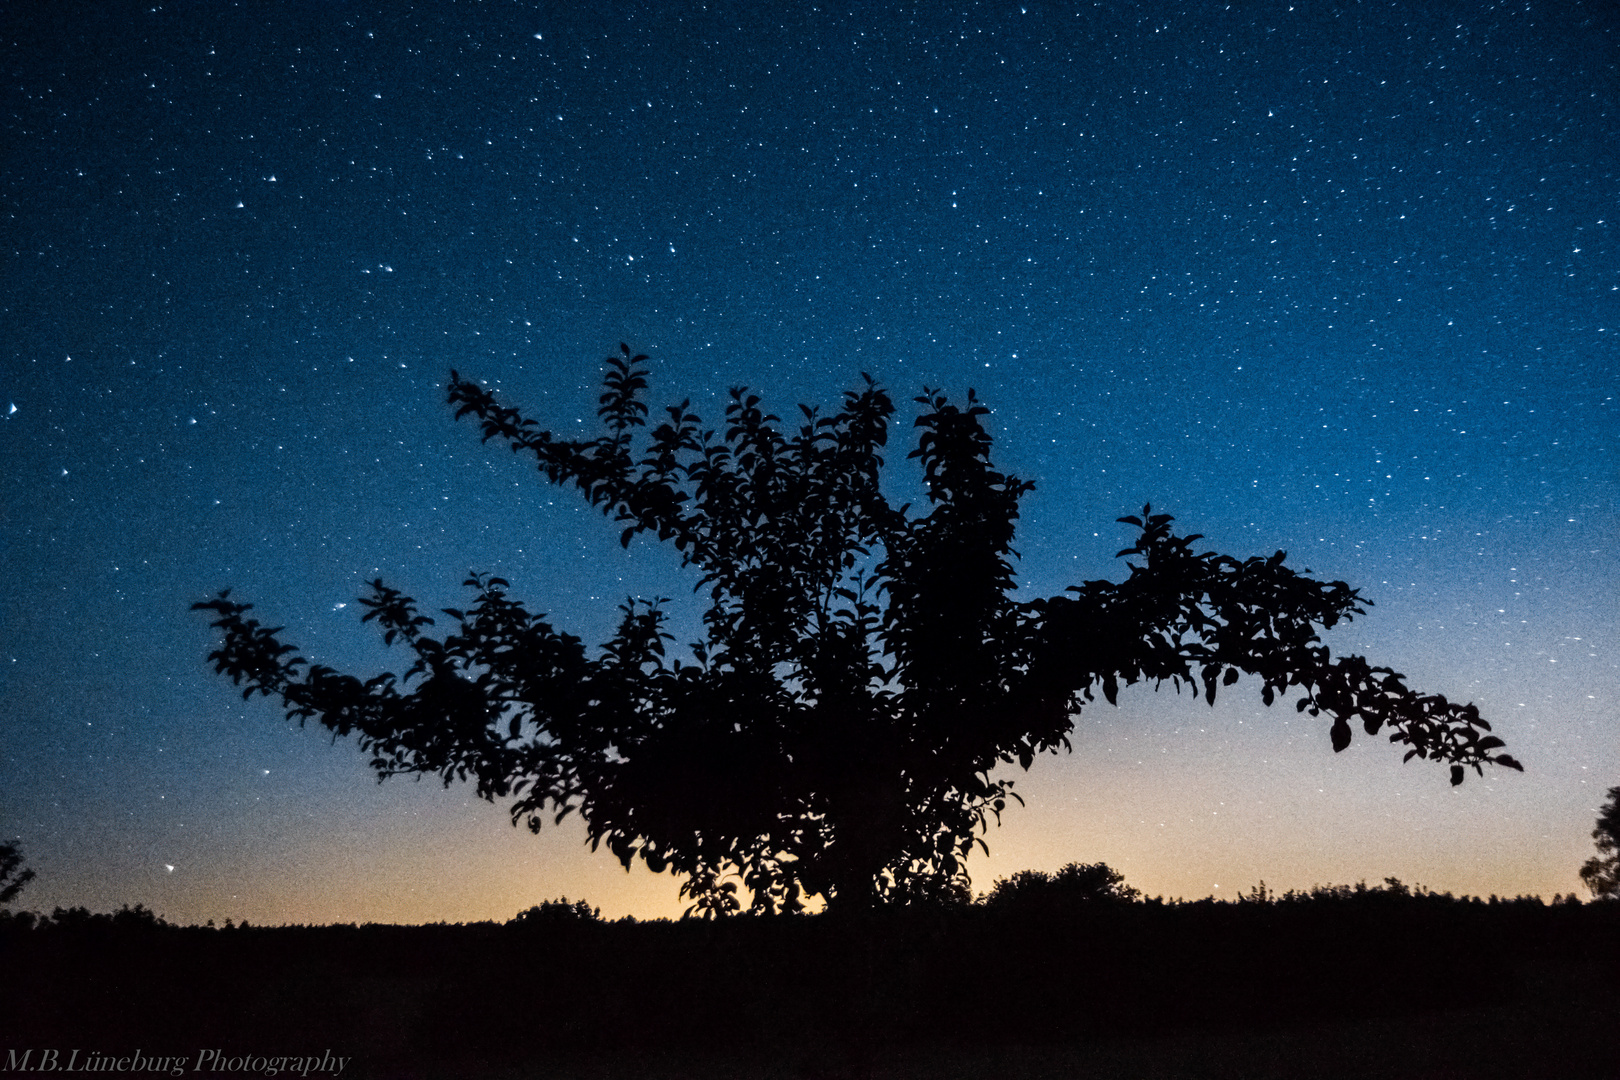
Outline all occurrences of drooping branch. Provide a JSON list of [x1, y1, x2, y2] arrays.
[[1021, 507, 1523, 785]]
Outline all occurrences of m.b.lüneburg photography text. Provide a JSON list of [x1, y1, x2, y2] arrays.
[[2, 1049, 350, 1077]]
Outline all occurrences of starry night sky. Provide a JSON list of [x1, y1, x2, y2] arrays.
[[2, 1, 1615, 925]]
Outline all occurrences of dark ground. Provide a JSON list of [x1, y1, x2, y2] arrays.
[[4, 893, 1616, 1079]]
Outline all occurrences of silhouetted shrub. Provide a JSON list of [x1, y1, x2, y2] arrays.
[[982, 861, 1142, 913], [509, 897, 601, 924]]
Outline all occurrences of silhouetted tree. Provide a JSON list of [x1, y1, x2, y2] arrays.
[[510, 898, 600, 924], [983, 861, 1142, 912], [1580, 786, 1619, 900], [196, 348, 1522, 913], [0, 842, 35, 906]]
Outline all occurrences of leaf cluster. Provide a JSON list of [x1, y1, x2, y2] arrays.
[[0, 843, 35, 907]]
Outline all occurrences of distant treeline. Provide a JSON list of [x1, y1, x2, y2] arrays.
[[4, 878, 1616, 1077]]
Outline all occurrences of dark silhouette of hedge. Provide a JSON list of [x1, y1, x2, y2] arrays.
[[196, 347, 1521, 914]]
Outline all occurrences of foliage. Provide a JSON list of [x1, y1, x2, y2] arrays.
[[195, 347, 1521, 913], [0, 842, 35, 906], [983, 861, 1142, 911], [1579, 785, 1620, 900], [36, 904, 169, 930], [510, 897, 601, 924]]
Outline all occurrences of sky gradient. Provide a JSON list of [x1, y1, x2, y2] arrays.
[[2, 1, 1615, 925]]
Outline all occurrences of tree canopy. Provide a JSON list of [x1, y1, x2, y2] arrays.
[[196, 347, 1521, 913], [1580, 785, 1619, 900], [983, 862, 1142, 912]]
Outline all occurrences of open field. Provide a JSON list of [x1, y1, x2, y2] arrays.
[[5, 894, 1616, 1079]]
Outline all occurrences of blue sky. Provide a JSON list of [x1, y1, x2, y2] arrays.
[[2, 0, 1614, 923]]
